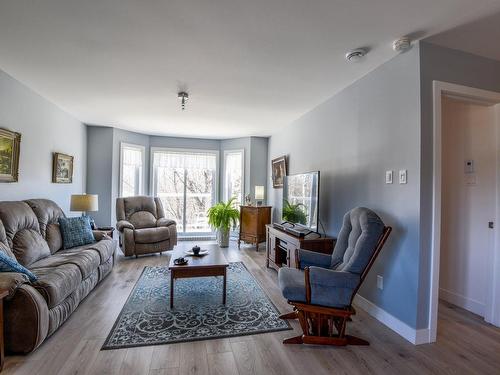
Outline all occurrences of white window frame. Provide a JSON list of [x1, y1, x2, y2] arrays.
[[150, 147, 220, 236], [223, 149, 245, 204], [119, 142, 146, 197]]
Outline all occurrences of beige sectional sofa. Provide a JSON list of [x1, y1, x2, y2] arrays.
[[0, 199, 117, 353]]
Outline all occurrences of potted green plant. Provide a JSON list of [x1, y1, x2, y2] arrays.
[[282, 200, 307, 225], [207, 197, 240, 248]]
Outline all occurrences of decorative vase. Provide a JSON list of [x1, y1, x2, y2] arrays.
[[217, 228, 230, 248]]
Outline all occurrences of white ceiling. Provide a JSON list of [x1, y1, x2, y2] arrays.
[[1, 0, 500, 139], [425, 10, 500, 62]]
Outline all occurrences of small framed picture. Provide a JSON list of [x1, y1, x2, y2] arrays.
[[0, 128, 21, 183], [271, 155, 287, 188], [52, 152, 74, 183]]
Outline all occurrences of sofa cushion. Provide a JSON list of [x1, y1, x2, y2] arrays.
[[134, 227, 170, 244], [59, 239, 115, 264], [45, 223, 63, 254], [0, 201, 50, 267], [58, 217, 95, 249], [0, 251, 38, 282], [0, 220, 15, 259], [29, 250, 100, 279], [31, 264, 82, 308], [11, 229, 51, 267]]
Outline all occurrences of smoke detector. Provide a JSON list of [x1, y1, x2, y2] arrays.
[[345, 48, 367, 62], [393, 37, 411, 53]]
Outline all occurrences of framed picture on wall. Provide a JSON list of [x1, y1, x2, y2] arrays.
[[271, 155, 287, 188], [52, 152, 73, 183], [0, 128, 21, 183]]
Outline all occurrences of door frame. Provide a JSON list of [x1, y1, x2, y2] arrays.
[[430, 81, 500, 342]]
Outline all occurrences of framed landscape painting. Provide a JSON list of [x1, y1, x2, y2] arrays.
[[0, 128, 21, 183], [271, 155, 287, 188], [52, 152, 73, 183]]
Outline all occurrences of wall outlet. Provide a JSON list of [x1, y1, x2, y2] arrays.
[[399, 169, 407, 184], [385, 170, 393, 184], [377, 275, 383, 290]]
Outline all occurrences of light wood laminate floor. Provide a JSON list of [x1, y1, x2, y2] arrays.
[[4, 240, 500, 375]]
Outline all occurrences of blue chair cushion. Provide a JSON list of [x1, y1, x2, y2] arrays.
[[308, 267, 359, 308], [278, 268, 306, 303], [58, 216, 95, 249], [0, 251, 37, 282], [331, 207, 384, 274]]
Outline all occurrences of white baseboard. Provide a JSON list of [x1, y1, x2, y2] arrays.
[[439, 288, 485, 317], [354, 295, 430, 345]]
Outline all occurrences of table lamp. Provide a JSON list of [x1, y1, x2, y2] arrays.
[[255, 186, 265, 206], [70, 194, 98, 227]]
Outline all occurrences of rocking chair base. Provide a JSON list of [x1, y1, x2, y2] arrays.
[[283, 334, 369, 346], [280, 302, 370, 347]]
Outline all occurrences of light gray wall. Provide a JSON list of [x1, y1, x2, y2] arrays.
[[249, 137, 269, 201], [417, 41, 500, 328], [0, 70, 86, 214], [86, 127, 113, 227], [268, 46, 422, 328]]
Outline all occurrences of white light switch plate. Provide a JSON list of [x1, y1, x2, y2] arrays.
[[399, 169, 407, 184], [385, 170, 393, 184], [377, 275, 383, 290]]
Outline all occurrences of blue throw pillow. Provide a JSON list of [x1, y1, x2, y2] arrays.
[[0, 251, 38, 282], [58, 216, 95, 249]]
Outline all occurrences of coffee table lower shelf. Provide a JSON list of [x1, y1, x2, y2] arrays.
[[169, 264, 228, 308]]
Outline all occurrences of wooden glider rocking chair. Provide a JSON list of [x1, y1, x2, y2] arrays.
[[278, 207, 392, 346]]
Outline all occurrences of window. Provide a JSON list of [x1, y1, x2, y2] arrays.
[[223, 150, 244, 204], [120, 143, 145, 197], [151, 148, 218, 234]]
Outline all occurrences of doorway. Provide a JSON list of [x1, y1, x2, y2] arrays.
[[430, 82, 500, 343]]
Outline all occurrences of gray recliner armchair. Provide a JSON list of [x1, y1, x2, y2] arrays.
[[278, 207, 391, 346], [116, 196, 177, 257]]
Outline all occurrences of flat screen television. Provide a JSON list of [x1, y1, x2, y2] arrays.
[[282, 171, 320, 231]]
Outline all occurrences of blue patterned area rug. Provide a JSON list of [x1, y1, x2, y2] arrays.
[[102, 262, 291, 350]]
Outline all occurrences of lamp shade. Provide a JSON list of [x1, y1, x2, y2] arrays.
[[254, 186, 265, 200], [70, 194, 98, 212]]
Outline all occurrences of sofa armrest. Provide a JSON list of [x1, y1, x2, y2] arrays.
[[297, 249, 332, 270], [116, 220, 134, 232], [5, 283, 49, 353], [0, 272, 30, 299], [157, 218, 176, 228]]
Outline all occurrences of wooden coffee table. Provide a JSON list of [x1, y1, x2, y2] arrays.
[[168, 249, 229, 308]]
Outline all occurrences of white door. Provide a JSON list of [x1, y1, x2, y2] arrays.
[[440, 96, 497, 317]]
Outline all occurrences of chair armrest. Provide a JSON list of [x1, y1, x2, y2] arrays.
[[297, 249, 332, 270], [116, 220, 134, 232], [157, 218, 176, 228], [0, 272, 30, 299]]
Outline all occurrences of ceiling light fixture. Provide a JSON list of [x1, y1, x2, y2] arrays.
[[393, 37, 411, 53], [345, 48, 367, 62], [178, 91, 189, 110]]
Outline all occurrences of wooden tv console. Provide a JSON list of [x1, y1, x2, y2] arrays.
[[266, 224, 336, 271]]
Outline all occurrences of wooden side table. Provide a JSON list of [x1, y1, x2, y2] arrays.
[[96, 227, 115, 238], [0, 289, 8, 372], [238, 205, 271, 251]]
